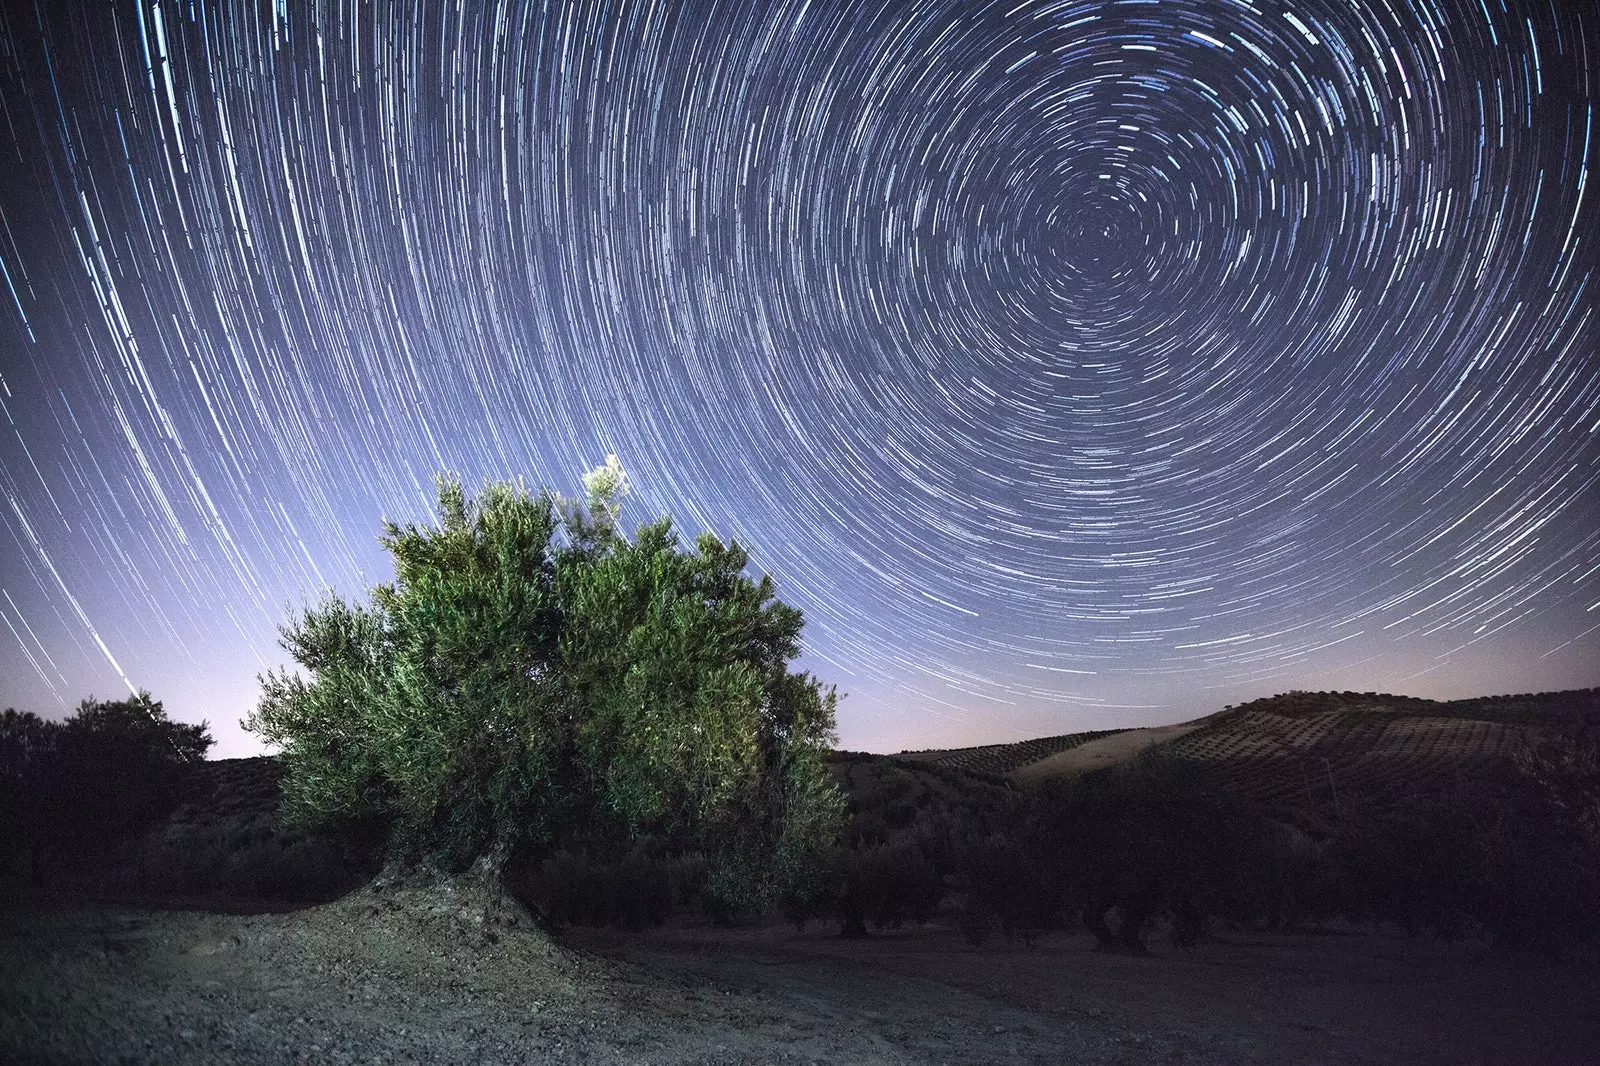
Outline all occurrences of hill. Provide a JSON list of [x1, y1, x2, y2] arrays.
[[892, 688, 1599, 832]]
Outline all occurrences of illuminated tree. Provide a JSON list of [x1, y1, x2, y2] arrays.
[[246, 460, 843, 915]]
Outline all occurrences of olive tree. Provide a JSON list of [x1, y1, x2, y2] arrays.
[[246, 459, 844, 913], [2, 694, 212, 875]]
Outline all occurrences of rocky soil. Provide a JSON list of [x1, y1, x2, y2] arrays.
[[4, 891, 1597, 1065]]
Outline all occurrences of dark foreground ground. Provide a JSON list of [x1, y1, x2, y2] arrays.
[[2, 896, 1597, 1065]]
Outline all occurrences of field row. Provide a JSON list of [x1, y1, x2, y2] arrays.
[[899, 728, 1131, 777]]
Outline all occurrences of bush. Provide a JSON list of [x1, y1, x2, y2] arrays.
[[246, 461, 844, 908], [956, 833, 1060, 946], [131, 823, 231, 897], [0, 695, 212, 878], [1027, 755, 1280, 951], [1515, 727, 1600, 850], [511, 839, 674, 929], [823, 841, 944, 937], [1329, 777, 1600, 949], [1213, 818, 1333, 932], [216, 832, 377, 902], [1328, 794, 1482, 936]]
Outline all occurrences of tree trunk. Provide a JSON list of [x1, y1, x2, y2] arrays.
[[1085, 895, 1118, 952], [357, 841, 535, 945], [1116, 893, 1155, 955]]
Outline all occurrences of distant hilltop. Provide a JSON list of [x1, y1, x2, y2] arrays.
[[886, 688, 1599, 828]]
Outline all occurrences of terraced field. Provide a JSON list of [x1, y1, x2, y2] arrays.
[[900, 688, 1600, 820], [1163, 708, 1533, 817], [895, 727, 1132, 776]]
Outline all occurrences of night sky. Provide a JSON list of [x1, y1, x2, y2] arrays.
[[0, 0, 1595, 759]]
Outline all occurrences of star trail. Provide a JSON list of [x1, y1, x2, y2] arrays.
[[0, 0, 1596, 756]]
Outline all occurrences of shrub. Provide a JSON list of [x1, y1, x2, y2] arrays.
[[510, 840, 675, 929], [0, 695, 212, 877], [1515, 727, 1600, 850], [1329, 776, 1600, 949], [956, 833, 1060, 945], [216, 832, 377, 902], [1030, 755, 1269, 952], [824, 841, 944, 936]]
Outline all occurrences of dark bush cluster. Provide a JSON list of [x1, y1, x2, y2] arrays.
[[97, 806, 383, 904], [821, 741, 1600, 955], [787, 757, 1019, 938], [963, 756, 1332, 951], [1, 694, 212, 883], [784, 754, 1329, 949], [507, 837, 690, 930], [822, 841, 944, 937], [1326, 773, 1600, 950]]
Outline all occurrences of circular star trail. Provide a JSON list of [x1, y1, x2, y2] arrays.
[[0, 0, 1596, 754]]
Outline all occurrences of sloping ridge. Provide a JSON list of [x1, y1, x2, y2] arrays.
[[904, 688, 1600, 801], [895, 726, 1134, 777]]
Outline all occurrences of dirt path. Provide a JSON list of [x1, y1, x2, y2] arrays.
[[3, 899, 1595, 1064], [0, 900, 1114, 1065]]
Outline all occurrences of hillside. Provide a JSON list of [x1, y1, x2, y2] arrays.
[[13, 687, 1594, 933], [6, 687, 1598, 1065], [110, 687, 1600, 876], [896, 688, 1599, 828]]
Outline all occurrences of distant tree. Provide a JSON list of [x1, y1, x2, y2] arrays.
[[0, 708, 58, 781], [0, 709, 54, 875], [0, 694, 212, 875], [57, 691, 212, 766], [55, 692, 213, 850], [1515, 727, 1600, 851], [245, 460, 845, 920], [1035, 755, 1249, 952]]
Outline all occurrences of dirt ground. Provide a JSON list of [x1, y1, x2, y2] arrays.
[[2, 895, 1596, 1065]]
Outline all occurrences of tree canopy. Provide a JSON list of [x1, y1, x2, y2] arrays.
[[1, 693, 213, 870], [246, 460, 844, 909]]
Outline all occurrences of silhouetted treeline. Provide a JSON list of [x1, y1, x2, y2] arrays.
[[1, 696, 379, 904], [6, 692, 1597, 956], [1, 694, 211, 880], [782, 741, 1599, 954], [804, 755, 1328, 950]]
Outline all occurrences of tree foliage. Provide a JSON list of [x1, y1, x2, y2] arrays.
[[246, 461, 844, 908], [1515, 726, 1600, 851], [1, 694, 212, 873]]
